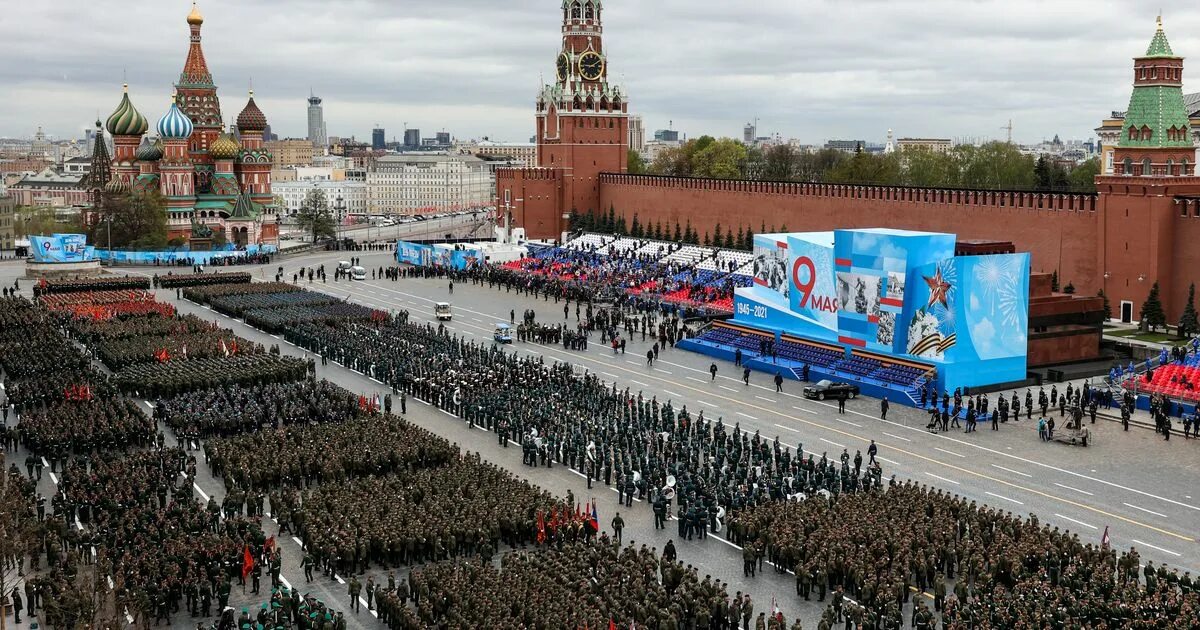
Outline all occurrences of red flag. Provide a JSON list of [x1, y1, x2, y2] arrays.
[[536, 510, 546, 544], [549, 507, 558, 532], [608, 621, 617, 630], [241, 544, 255, 579], [265, 536, 276, 553], [230, 339, 238, 355], [1101, 526, 1110, 548], [589, 501, 599, 532]]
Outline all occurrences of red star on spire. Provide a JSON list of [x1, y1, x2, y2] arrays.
[[923, 268, 951, 309]]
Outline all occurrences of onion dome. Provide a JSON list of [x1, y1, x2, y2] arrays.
[[187, 1, 204, 25], [236, 90, 267, 133], [210, 132, 241, 159], [134, 138, 164, 162], [106, 84, 149, 136], [105, 177, 130, 194], [157, 95, 194, 139]]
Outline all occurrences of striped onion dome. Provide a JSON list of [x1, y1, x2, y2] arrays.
[[157, 95, 194, 139], [209, 132, 241, 159], [105, 177, 130, 194], [236, 90, 267, 132], [134, 138, 164, 162], [105, 84, 149, 136]]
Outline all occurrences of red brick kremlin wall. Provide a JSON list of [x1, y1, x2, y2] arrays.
[[599, 172, 1101, 291]]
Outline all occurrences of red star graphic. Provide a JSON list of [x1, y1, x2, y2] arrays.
[[923, 268, 951, 309]]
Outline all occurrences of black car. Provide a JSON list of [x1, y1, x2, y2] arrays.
[[803, 379, 860, 401]]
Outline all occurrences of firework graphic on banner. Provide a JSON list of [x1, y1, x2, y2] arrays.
[[907, 260, 957, 359]]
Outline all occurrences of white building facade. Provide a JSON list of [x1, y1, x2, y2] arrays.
[[274, 180, 368, 221], [367, 153, 492, 215]]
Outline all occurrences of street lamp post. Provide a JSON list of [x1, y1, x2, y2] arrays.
[[335, 194, 345, 249]]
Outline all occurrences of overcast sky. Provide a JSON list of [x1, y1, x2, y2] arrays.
[[3, 0, 1197, 145]]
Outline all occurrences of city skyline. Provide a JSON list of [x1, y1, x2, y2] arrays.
[[3, 0, 1199, 144]]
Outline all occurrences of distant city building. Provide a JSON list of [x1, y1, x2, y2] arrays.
[[824, 139, 867, 153], [0, 193, 13, 251], [307, 94, 326, 151], [884, 129, 895, 154], [8, 166, 88, 207], [467, 140, 537, 167], [262, 123, 278, 142], [629, 115, 645, 153], [367, 153, 492, 214], [270, 166, 345, 184], [743, 122, 756, 144], [372, 127, 386, 151], [273, 180, 367, 219], [896, 137, 953, 153], [654, 129, 680, 142], [266, 139, 315, 167], [435, 131, 451, 146], [403, 128, 420, 149]]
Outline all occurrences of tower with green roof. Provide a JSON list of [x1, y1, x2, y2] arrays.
[[1114, 16, 1195, 176]]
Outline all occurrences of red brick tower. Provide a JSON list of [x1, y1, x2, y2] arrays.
[[1096, 16, 1200, 323], [498, 1, 629, 240]]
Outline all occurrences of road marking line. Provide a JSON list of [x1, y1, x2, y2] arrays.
[[193, 483, 210, 501], [655, 369, 673, 375], [1054, 514, 1098, 530], [687, 376, 707, 383], [144, 401, 154, 408], [1054, 482, 1094, 496], [736, 412, 758, 420], [774, 423, 800, 433], [755, 395, 775, 402], [719, 385, 738, 392], [630, 380, 648, 387], [697, 400, 718, 408], [881, 431, 910, 442], [49, 472, 58, 484], [280, 576, 292, 590], [820, 437, 845, 448], [625, 360, 641, 366], [602, 372, 619, 379], [876, 456, 899, 465], [1124, 503, 1168, 519], [986, 491, 1024, 505], [1131, 539, 1182, 557], [926, 472, 959, 485], [292, 537, 304, 546], [835, 418, 862, 427], [41, 457, 49, 466], [990, 464, 1032, 478], [934, 447, 965, 458], [337, 576, 346, 584], [792, 406, 816, 414], [663, 390, 682, 397]]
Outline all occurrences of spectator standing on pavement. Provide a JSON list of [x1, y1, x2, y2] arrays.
[[774, 372, 784, 393], [880, 396, 889, 420]]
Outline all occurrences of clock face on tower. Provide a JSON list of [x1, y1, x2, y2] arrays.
[[556, 53, 570, 81], [578, 51, 604, 81]]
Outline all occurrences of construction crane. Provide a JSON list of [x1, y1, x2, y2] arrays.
[[1000, 119, 1013, 143]]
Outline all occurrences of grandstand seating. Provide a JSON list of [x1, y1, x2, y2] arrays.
[[1124, 364, 1200, 401], [563, 233, 613, 251], [663, 245, 710, 266]]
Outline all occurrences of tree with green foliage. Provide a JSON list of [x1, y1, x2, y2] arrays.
[[743, 225, 755, 250], [712, 224, 723, 248], [653, 220, 663, 241], [615, 214, 627, 235], [1063, 281, 1075, 295], [627, 149, 647, 174], [901, 147, 960, 187], [567, 208, 583, 232], [691, 138, 748, 179], [15, 204, 72, 238], [827, 150, 901, 186], [1179, 283, 1199, 338], [297, 188, 336, 243], [88, 189, 169, 250], [1050, 270, 1060, 292], [1034, 155, 1070, 191], [723, 229, 734, 250], [683, 219, 697, 244], [1140, 281, 1167, 332], [606, 206, 618, 233], [1097, 288, 1112, 321], [702, 231, 710, 246], [673, 221, 682, 242], [956, 142, 1037, 190], [629, 213, 642, 237], [1067, 157, 1100, 193], [733, 225, 745, 250]]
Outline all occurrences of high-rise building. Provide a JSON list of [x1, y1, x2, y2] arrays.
[[403, 128, 420, 149], [435, 131, 451, 146], [743, 122, 756, 144], [307, 94, 326, 151], [372, 127, 386, 150], [653, 129, 679, 142], [629, 115, 645, 153]]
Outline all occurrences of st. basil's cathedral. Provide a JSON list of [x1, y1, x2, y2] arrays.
[[90, 2, 278, 247]]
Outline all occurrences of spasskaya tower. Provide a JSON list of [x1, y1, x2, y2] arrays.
[[497, 0, 629, 240]]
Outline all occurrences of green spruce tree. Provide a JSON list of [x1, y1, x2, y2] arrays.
[[712, 223, 723, 248], [1097, 289, 1112, 321], [673, 221, 682, 242], [1179, 283, 1199, 338], [1140, 281, 1166, 332], [630, 213, 642, 237], [1050, 270, 1060, 292]]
